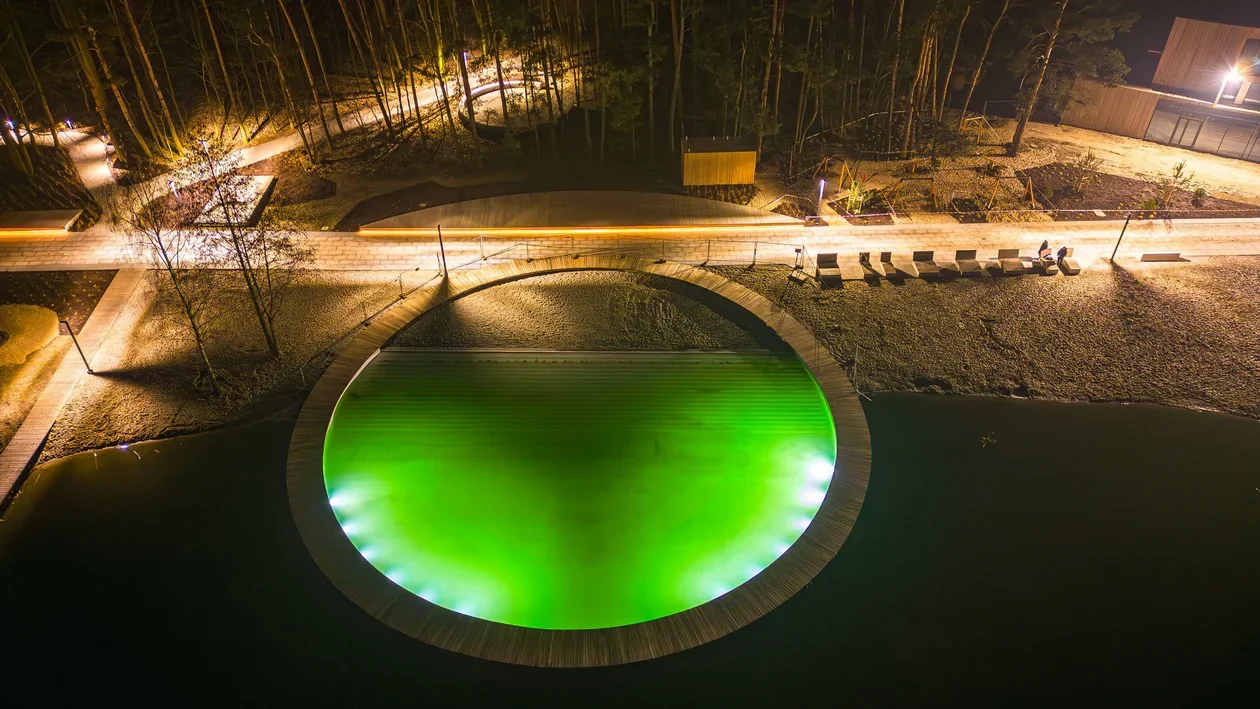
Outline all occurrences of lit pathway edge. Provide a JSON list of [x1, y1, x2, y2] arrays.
[[285, 255, 872, 668], [4, 216, 1260, 272]]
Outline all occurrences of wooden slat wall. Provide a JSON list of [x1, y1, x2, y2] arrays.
[[1061, 80, 1161, 139], [682, 151, 757, 185], [1152, 18, 1260, 94]]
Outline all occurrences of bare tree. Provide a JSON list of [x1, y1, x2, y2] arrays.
[[111, 180, 223, 395], [179, 138, 312, 358]]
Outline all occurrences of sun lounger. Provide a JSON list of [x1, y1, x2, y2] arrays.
[[997, 248, 1025, 275], [878, 252, 903, 280], [839, 262, 867, 282], [814, 252, 845, 287], [912, 250, 941, 279], [890, 257, 920, 278], [1140, 252, 1183, 262], [953, 249, 983, 276], [1058, 247, 1081, 275]]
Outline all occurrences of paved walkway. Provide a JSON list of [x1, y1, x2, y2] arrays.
[[0, 269, 145, 506], [3, 213, 1259, 273]]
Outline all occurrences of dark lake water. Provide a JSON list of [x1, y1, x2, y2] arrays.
[[1, 394, 1257, 704]]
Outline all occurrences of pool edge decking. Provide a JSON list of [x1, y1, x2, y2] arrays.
[[286, 255, 872, 667]]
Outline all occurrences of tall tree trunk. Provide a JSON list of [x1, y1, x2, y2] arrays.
[[5, 0, 58, 148], [733, 29, 748, 137], [199, 0, 237, 134], [756, 0, 779, 156], [300, 0, 345, 133], [885, 0, 904, 154], [646, 0, 656, 162], [277, 0, 333, 154], [107, 0, 166, 154], [855, 0, 867, 124], [0, 67, 34, 176], [336, 0, 393, 137], [53, 1, 123, 161], [1010, 0, 1067, 155], [83, 13, 153, 159], [667, 0, 684, 153], [458, 47, 479, 141], [259, 15, 316, 161], [595, 0, 605, 168], [792, 17, 816, 163], [903, 22, 933, 153], [959, 0, 1008, 130], [939, 5, 968, 120], [120, 0, 182, 151], [493, 31, 509, 125], [153, 20, 187, 136]]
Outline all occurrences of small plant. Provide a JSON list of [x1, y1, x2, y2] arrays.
[[1042, 186, 1056, 202], [1156, 159, 1195, 209], [1072, 150, 1103, 195], [844, 176, 872, 215], [1140, 197, 1159, 214], [1191, 186, 1208, 208], [980, 161, 1004, 177]]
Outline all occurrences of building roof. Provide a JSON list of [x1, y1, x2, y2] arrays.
[[682, 136, 758, 154]]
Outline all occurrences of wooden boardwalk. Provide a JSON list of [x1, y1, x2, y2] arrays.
[[286, 255, 872, 667], [0, 269, 145, 507]]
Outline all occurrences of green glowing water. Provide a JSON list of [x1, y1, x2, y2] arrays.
[[322, 349, 836, 630]]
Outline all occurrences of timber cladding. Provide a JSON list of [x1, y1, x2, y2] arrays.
[[1153, 18, 1260, 95], [1062, 80, 1160, 139], [681, 151, 757, 185], [286, 255, 871, 667]]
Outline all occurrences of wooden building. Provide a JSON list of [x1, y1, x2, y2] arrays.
[[681, 137, 757, 186], [1061, 18, 1260, 163]]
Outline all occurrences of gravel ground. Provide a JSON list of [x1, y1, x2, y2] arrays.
[[391, 271, 778, 350], [41, 270, 402, 462], [37, 258, 1260, 461], [710, 259, 1260, 418]]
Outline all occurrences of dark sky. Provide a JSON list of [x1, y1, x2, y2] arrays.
[[1119, 0, 1260, 85]]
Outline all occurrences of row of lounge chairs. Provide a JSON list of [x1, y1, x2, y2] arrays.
[[814, 249, 1082, 287]]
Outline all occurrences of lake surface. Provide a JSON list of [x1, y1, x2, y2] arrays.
[[2, 394, 1257, 704]]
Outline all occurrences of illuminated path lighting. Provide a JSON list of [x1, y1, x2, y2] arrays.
[[322, 350, 837, 631]]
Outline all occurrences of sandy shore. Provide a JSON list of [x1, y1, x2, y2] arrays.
[[711, 257, 1260, 419]]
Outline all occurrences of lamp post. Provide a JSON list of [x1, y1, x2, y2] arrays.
[[61, 320, 93, 374], [817, 178, 826, 216], [1110, 214, 1131, 263]]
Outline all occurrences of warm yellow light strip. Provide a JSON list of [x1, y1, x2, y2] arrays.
[[359, 223, 810, 238], [0, 228, 68, 239]]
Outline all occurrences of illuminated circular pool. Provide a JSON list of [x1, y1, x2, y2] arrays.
[[322, 349, 837, 630]]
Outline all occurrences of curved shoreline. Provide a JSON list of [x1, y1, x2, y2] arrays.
[[285, 256, 872, 667]]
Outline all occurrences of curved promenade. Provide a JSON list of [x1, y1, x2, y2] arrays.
[[286, 254, 872, 667]]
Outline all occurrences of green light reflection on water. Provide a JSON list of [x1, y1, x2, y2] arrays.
[[323, 350, 836, 630]]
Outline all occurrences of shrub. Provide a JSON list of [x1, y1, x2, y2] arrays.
[[1191, 187, 1208, 208], [1072, 150, 1103, 195], [1156, 160, 1194, 209]]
